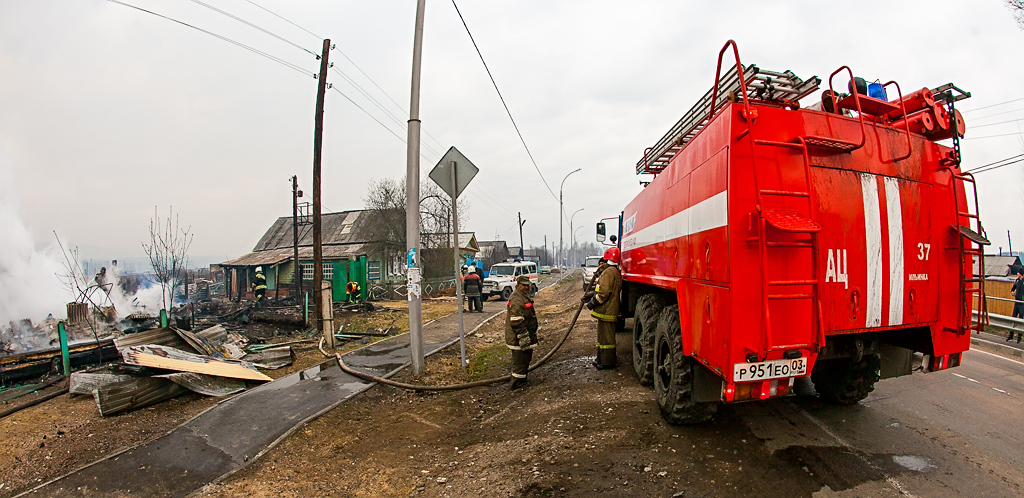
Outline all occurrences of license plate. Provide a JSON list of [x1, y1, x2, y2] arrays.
[[733, 358, 807, 383]]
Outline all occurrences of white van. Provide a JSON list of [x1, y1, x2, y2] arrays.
[[483, 261, 539, 300]]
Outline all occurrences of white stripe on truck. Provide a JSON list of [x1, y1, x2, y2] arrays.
[[884, 177, 904, 326], [860, 174, 883, 328], [622, 191, 728, 251]]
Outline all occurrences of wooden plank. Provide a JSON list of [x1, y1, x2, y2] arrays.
[[155, 372, 246, 397], [69, 372, 134, 395], [93, 377, 187, 416], [120, 345, 272, 382], [114, 327, 197, 354]]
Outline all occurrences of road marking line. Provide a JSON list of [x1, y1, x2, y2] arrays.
[[968, 347, 1024, 365], [798, 410, 916, 498], [993, 388, 1008, 394], [952, 373, 967, 379], [967, 378, 980, 383]]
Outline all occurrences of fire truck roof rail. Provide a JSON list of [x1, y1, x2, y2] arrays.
[[637, 65, 820, 175]]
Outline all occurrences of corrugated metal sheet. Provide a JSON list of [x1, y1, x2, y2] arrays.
[[220, 244, 369, 267], [252, 210, 369, 251], [94, 377, 188, 416], [114, 327, 197, 354]]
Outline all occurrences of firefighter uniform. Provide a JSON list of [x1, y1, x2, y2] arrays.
[[252, 267, 268, 303], [346, 281, 361, 302], [505, 275, 538, 389], [587, 250, 621, 370]]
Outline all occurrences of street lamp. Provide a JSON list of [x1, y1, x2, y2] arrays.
[[572, 226, 584, 268], [569, 208, 585, 266], [559, 168, 582, 268]]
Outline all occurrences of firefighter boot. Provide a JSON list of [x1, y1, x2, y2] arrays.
[[594, 320, 617, 370], [1008, 331, 1015, 341]]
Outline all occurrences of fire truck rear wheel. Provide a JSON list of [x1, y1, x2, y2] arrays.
[[810, 354, 882, 405], [653, 305, 717, 424], [633, 293, 670, 386]]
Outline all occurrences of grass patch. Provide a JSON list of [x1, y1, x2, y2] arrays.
[[467, 342, 509, 381]]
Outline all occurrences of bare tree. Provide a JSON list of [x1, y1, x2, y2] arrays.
[[142, 207, 193, 311], [363, 177, 469, 278], [1009, 0, 1024, 28]]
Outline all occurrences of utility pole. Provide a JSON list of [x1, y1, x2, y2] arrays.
[[292, 176, 302, 301], [544, 235, 547, 265], [1009, 230, 1013, 256], [406, 0, 427, 376], [313, 39, 332, 348], [518, 212, 526, 260]]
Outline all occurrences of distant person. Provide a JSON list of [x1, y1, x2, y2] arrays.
[[463, 265, 483, 313], [505, 275, 538, 389], [1008, 269, 1024, 343], [346, 281, 361, 302], [251, 267, 267, 304]]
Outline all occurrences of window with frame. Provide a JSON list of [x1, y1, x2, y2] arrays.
[[301, 262, 334, 281], [368, 261, 381, 281]]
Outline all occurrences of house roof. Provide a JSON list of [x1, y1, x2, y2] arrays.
[[476, 240, 508, 260], [978, 255, 1024, 277], [253, 210, 367, 251], [458, 232, 479, 253], [222, 210, 375, 267], [221, 244, 370, 267]]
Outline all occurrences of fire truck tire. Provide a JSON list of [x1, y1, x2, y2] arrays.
[[653, 305, 717, 424], [633, 293, 670, 386], [810, 354, 881, 405]]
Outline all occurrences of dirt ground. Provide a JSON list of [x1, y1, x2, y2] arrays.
[[0, 299, 456, 497], [192, 274, 802, 498]]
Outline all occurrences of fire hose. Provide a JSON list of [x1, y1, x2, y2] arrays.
[[320, 271, 598, 392]]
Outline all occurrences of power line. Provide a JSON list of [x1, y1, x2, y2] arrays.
[[330, 87, 408, 144], [970, 118, 1024, 129], [450, 0, 559, 203], [107, 0, 311, 77], [187, 0, 317, 57], [243, 0, 321, 40], [961, 97, 1024, 113], [968, 107, 1024, 123], [965, 154, 1024, 174], [962, 132, 1024, 141]]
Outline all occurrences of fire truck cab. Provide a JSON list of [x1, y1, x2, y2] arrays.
[[615, 41, 987, 424]]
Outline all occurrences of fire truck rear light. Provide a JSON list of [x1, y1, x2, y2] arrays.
[[759, 381, 771, 399], [947, 353, 962, 368], [724, 383, 736, 402], [769, 379, 779, 397]]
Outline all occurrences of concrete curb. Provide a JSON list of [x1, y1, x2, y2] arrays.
[[970, 336, 1024, 358]]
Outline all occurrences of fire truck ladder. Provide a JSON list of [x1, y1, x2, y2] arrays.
[[948, 170, 990, 335], [636, 65, 820, 176], [748, 137, 826, 358]]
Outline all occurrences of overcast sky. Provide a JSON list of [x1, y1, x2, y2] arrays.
[[2, 0, 1024, 265]]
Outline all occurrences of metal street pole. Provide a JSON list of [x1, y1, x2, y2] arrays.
[[406, 0, 427, 376], [559, 168, 581, 269], [451, 164, 466, 370], [292, 176, 302, 302], [569, 208, 584, 267]]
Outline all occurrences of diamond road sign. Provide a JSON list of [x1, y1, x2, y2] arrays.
[[429, 146, 478, 199]]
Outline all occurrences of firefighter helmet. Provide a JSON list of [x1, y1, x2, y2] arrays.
[[603, 247, 621, 265], [255, 266, 263, 273]]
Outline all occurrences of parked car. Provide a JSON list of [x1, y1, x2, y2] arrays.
[[539, 266, 551, 274], [581, 256, 602, 288], [482, 261, 539, 300]]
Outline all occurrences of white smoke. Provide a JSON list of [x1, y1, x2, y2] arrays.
[[0, 155, 69, 325]]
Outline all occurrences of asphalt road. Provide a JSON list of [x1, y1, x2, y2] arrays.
[[720, 346, 1024, 497]]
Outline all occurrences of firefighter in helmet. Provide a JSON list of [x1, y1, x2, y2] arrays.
[[505, 275, 539, 389], [251, 266, 267, 304], [584, 247, 621, 370], [346, 280, 361, 302]]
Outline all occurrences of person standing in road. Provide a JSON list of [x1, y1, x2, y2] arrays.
[[464, 265, 483, 313], [585, 247, 622, 370], [505, 275, 538, 389], [1007, 268, 1024, 343]]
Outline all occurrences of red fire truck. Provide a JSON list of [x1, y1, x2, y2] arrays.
[[604, 41, 989, 424]]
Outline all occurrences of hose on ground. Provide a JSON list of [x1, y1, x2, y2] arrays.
[[321, 272, 597, 391]]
